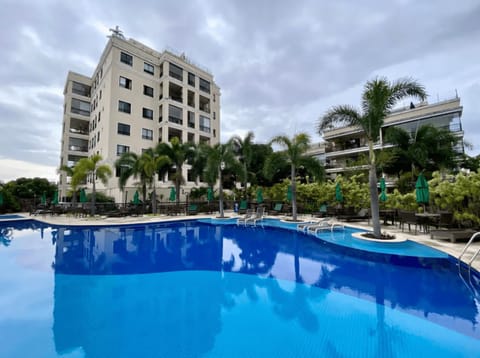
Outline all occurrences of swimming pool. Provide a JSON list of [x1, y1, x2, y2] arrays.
[[0, 219, 479, 357]]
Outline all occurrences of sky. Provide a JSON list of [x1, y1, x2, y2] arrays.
[[0, 0, 479, 183]]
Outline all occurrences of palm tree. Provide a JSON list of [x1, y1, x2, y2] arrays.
[[318, 77, 427, 238], [264, 133, 323, 221], [73, 154, 113, 215], [385, 124, 459, 177], [58, 164, 83, 205], [156, 137, 195, 205], [137, 148, 171, 214], [203, 141, 239, 218], [231, 131, 255, 199], [115, 152, 149, 207]]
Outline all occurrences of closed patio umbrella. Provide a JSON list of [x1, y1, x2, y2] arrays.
[[207, 187, 214, 202], [52, 190, 59, 205], [169, 187, 176, 202], [80, 188, 87, 203], [415, 173, 429, 205], [335, 183, 343, 203], [379, 178, 387, 202], [256, 188, 264, 204], [41, 192, 47, 205], [133, 190, 140, 205]]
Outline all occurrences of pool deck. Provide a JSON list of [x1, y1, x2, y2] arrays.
[[10, 211, 480, 271]]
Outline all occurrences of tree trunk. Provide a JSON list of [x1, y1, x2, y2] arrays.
[[176, 166, 181, 205], [91, 178, 96, 216], [243, 162, 248, 199], [291, 164, 297, 221], [219, 167, 224, 218], [152, 181, 157, 214], [368, 141, 381, 238]]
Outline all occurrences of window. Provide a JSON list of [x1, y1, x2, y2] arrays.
[[168, 104, 183, 125], [144, 62, 154, 75], [71, 98, 90, 116], [72, 81, 91, 97], [120, 52, 133, 66], [169, 62, 183, 81], [142, 128, 153, 140], [117, 144, 130, 156], [199, 95, 210, 113], [169, 82, 183, 103], [188, 111, 195, 128], [143, 85, 154, 97], [188, 90, 195, 107], [118, 100, 131, 114], [159, 105, 163, 122], [199, 115, 211, 133], [159, 62, 164, 77], [119, 76, 132, 89], [188, 72, 195, 86], [143, 107, 153, 119], [117, 123, 130, 136], [199, 78, 210, 94]]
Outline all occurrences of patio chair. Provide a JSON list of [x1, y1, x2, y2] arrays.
[[187, 204, 198, 215], [245, 206, 265, 226], [237, 209, 254, 225], [270, 203, 283, 215]]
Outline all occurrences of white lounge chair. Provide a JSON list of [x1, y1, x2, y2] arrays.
[[245, 206, 265, 226], [237, 209, 254, 225], [306, 220, 344, 235], [297, 218, 330, 232]]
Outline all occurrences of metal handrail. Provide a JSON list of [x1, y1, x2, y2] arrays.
[[458, 232, 480, 267]]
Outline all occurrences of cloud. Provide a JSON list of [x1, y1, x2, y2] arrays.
[[0, 0, 479, 183]]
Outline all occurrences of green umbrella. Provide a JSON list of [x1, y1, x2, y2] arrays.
[[133, 190, 140, 205], [379, 178, 387, 202], [256, 188, 264, 204], [80, 188, 88, 203], [52, 190, 59, 205], [41, 191, 47, 205], [415, 173, 429, 205], [169, 187, 176, 202], [335, 183, 343, 202], [207, 187, 214, 202], [0, 191, 3, 206], [287, 185, 292, 202]]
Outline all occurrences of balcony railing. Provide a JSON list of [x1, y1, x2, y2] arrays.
[[199, 126, 211, 133], [69, 145, 88, 152], [69, 128, 89, 135]]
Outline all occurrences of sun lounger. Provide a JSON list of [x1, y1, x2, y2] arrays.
[[237, 209, 254, 225], [306, 220, 344, 235], [297, 218, 330, 232], [245, 207, 265, 226]]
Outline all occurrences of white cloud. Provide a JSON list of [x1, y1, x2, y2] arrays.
[[0, 159, 58, 183]]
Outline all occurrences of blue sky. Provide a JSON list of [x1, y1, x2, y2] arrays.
[[0, 0, 479, 182]]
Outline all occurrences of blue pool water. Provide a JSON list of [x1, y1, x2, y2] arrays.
[[0, 219, 479, 357]]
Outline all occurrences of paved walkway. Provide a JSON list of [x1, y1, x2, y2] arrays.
[[26, 211, 480, 271]]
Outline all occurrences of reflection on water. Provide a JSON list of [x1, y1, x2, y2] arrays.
[[1, 220, 480, 357]]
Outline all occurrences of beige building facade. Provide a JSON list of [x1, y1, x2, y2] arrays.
[[307, 97, 464, 178], [59, 32, 220, 203]]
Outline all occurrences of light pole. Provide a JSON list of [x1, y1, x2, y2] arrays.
[[219, 161, 225, 218]]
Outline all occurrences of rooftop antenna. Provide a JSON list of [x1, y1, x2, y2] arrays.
[[108, 25, 125, 39]]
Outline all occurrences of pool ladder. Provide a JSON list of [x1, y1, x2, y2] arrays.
[[457, 232, 480, 297]]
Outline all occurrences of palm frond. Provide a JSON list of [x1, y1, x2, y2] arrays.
[[318, 105, 362, 134]]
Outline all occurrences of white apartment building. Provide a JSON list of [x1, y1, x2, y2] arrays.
[[59, 30, 220, 202], [307, 97, 465, 178]]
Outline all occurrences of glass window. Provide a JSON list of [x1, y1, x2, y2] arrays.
[[199, 115, 211, 133], [142, 128, 153, 140], [159, 62, 164, 77], [116, 144, 130, 156], [199, 78, 210, 94], [168, 104, 183, 125], [143, 85, 154, 97], [169, 62, 183, 81], [72, 81, 91, 97], [118, 101, 131, 114], [188, 72, 195, 86], [188, 111, 195, 128], [120, 52, 133, 66], [117, 123, 130, 136], [144, 62, 154, 75], [119, 76, 132, 89], [71, 98, 90, 116], [143, 107, 153, 119]]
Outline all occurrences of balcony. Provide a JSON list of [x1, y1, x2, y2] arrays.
[[68, 145, 88, 153]]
